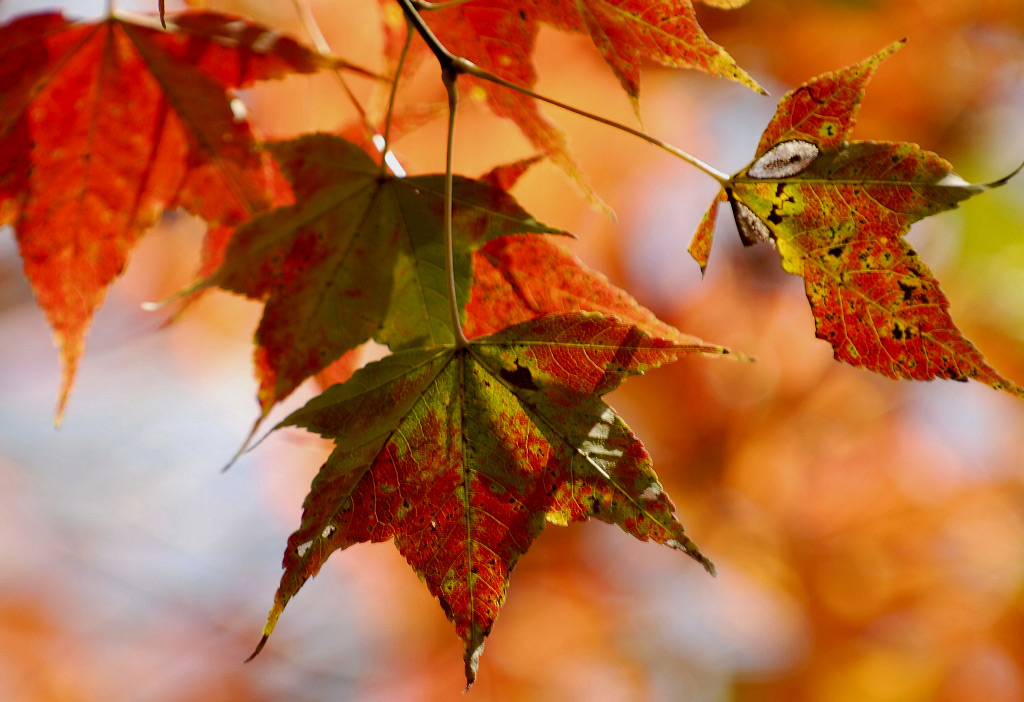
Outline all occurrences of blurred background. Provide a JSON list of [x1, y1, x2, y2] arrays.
[[2, 0, 1024, 700]]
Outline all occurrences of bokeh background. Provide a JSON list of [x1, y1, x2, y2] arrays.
[[2, 0, 1024, 700]]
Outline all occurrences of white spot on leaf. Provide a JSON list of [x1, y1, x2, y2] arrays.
[[639, 484, 662, 501], [731, 200, 772, 246], [748, 140, 820, 179], [321, 525, 336, 539], [296, 540, 313, 557]]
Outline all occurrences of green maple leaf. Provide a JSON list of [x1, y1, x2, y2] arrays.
[[691, 40, 1024, 396], [247, 312, 735, 686], [201, 133, 560, 416]]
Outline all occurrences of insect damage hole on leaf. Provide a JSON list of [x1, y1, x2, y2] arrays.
[[697, 40, 1024, 397], [729, 197, 772, 247], [747, 140, 820, 179]]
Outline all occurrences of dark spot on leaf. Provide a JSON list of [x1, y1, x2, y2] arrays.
[[828, 245, 845, 258], [767, 209, 783, 225], [898, 281, 918, 300], [500, 362, 538, 390], [892, 325, 904, 341]]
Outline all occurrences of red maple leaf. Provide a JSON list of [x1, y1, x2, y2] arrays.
[[467, 233, 688, 341], [691, 41, 1024, 396], [0, 11, 332, 419], [248, 312, 732, 685]]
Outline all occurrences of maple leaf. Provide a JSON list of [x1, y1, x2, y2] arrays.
[[690, 40, 1024, 396], [201, 133, 560, 417], [390, 0, 761, 200], [0, 11, 333, 420], [248, 312, 732, 686]]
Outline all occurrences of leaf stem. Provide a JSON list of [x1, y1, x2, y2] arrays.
[[458, 60, 730, 184], [398, 0, 469, 346], [442, 68, 470, 348], [396, 0, 728, 184], [378, 15, 414, 177], [290, 0, 406, 175], [290, 0, 331, 54]]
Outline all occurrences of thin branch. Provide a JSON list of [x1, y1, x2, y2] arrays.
[[442, 68, 470, 348], [396, 0, 456, 69]]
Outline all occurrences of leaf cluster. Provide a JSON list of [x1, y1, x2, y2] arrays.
[[0, 0, 1021, 688]]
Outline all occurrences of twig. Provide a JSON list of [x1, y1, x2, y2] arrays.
[[395, 0, 729, 184]]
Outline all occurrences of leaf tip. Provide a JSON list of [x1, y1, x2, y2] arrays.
[[986, 158, 1024, 189], [728, 349, 757, 364], [221, 415, 266, 473], [243, 634, 269, 663], [878, 38, 907, 62], [55, 341, 82, 428], [463, 638, 484, 691], [461, 625, 488, 690], [246, 602, 284, 662], [667, 537, 716, 576]]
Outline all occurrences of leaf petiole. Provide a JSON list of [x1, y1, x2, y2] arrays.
[[442, 68, 471, 348], [290, 0, 404, 174], [379, 14, 414, 177], [397, 0, 728, 184], [456, 59, 730, 184]]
